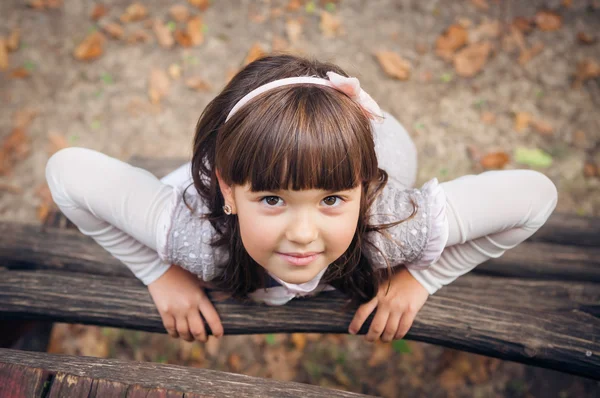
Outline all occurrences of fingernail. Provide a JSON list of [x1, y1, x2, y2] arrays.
[[349, 328, 356, 335]]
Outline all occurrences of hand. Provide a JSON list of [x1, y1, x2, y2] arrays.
[[348, 267, 429, 342], [148, 264, 224, 342]]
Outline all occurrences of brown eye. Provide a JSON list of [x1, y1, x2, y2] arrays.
[[323, 196, 337, 206], [262, 196, 281, 206]]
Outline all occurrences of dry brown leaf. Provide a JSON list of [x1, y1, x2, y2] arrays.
[[188, 0, 210, 11], [435, 24, 468, 61], [10, 67, 30, 79], [334, 365, 353, 388], [511, 16, 534, 34], [0, 127, 31, 176], [28, 0, 63, 9], [584, 162, 598, 178], [7, 29, 21, 52], [320, 11, 343, 37], [375, 51, 411, 80], [168, 63, 181, 79], [514, 112, 531, 132], [470, 0, 489, 10], [73, 31, 105, 61], [244, 42, 266, 66], [47, 131, 69, 155], [415, 42, 428, 55], [534, 10, 562, 31], [90, 4, 108, 21], [187, 16, 204, 46], [531, 118, 554, 136], [37, 203, 51, 223], [561, 0, 573, 7], [153, 20, 175, 48], [101, 22, 125, 40], [287, 0, 303, 12], [120, 2, 148, 23], [148, 68, 170, 105], [285, 18, 303, 44], [480, 111, 496, 124], [573, 59, 600, 88], [174, 30, 193, 47], [270, 8, 284, 19], [0, 39, 8, 71], [453, 41, 492, 77], [290, 333, 306, 351], [185, 77, 211, 91], [13, 109, 37, 130], [249, 11, 267, 24], [367, 341, 392, 367], [127, 30, 152, 44], [170, 4, 190, 22], [577, 32, 597, 45], [469, 20, 501, 43], [227, 353, 242, 372], [480, 151, 510, 169], [272, 35, 289, 52], [518, 42, 544, 65]]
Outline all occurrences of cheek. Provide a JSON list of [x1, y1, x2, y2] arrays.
[[237, 212, 278, 254]]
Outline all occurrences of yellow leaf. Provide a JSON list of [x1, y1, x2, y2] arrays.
[[73, 31, 105, 61], [514, 112, 531, 132]]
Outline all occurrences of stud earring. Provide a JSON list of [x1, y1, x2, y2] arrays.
[[223, 204, 232, 215]]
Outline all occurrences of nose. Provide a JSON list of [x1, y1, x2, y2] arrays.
[[285, 210, 318, 244]]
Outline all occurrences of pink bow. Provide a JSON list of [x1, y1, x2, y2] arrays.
[[326, 71, 384, 123]]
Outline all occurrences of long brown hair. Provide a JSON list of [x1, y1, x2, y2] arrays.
[[185, 53, 417, 305]]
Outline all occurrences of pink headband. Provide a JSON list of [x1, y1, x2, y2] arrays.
[[225, 71, 384, 123]]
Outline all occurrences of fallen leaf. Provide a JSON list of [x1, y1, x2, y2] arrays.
[[10, 67, 29, 79], [374, 51, 411, 80], [0, 182, 22, 194], [577, 32, 597, 45], [174, 30, 193, 47], [90, 4, 108, 21], [514, 112, 531, 132], [28, 0, 63, 9], [270, 8, 284, 19], [453, 41, 492, 77], [435, 24, 468, 61], [249, 10, 267, 24], [468, 20, 501, 43], [264, 346, 300, 381], [530, 118, 554, 136], [271, 35, 289, 52], [320, 11, 343, 37], [480, 151, 510, 169], [148, 68, 170, 104], [571, 130, 588, 149], [518, 42, 544, 65], [244, 42, 266, 66], [0, 39, 9, 71], [290, 333, 306, 351], [13, 109, 37, 129], [514, 147, 553, 168], [534, 10, 562, 31], [153, 20, 175, 48], [0, 127, 31, 175], [367, 340, 392, 367], [127, 30, 152, 44], [73, 31, 105, 61], [334, 364, 353, 388], [47, 131, 69, 155], [188, 0, 210, 11], [185, 77, 211, 91], [170, 4, 190, 22], [227, 353, 242, 372], [573, 59, 600, 88], [584, 162, 598, 178], [168, 63, 181, 79], [7, 28, 21, 52], [287, 0, 303, 12], [511, 16, 534, 34], [561, 0, 573, 7], [480, 111, 496, 124], [120, 2, 148, 23], [187, 16, 204, 46], [101, 22, 125, 40], [285, 18, 303, 43], [471, 0, 489, 10]]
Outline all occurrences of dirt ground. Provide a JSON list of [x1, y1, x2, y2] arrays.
[[1, 0, 599, 397]]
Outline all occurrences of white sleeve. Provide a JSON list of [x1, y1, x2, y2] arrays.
[[45, 147, 174, 285], [407, 169, 558, 295]]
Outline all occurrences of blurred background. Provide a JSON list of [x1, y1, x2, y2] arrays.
[[1, 0, 599, 397]]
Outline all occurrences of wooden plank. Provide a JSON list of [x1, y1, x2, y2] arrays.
[[89, 379, 129, 397], [48, 372, 94, 397], [0, 348, 373, 398], [0, 269, 598, 379], [0, 363, 51, 398], [1, 221, 599, 283], [128, 156, 600, 248]]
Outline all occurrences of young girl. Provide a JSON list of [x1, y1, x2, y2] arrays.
[[45, 54, 558, 344]]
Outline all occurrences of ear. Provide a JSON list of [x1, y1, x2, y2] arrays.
[[216, 169, 236, 212]]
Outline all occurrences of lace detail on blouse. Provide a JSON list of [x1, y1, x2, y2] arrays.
[[157, 187, 229, 281], [363, 178, 449, 270]]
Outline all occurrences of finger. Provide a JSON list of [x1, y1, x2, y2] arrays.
[[199, 299, 224, 338], [381, 312, 401, 343], [394, 311, 416, 340], [162, 314, 178, 338], [348, 298, 378, 334], [366, 307, 389, 342], [175, 316, 194, 342], [187, 309, 207, 342]]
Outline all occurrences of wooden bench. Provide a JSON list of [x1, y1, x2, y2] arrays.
[[1, 157, 599, 387]]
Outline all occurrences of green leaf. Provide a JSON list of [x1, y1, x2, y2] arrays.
[[93, 89, 103, 98], [473, 98, 486, 108], [514, 147, 553, 168], [91, 120, 101, 130], [440, 72, 453, 82], [325, 2, 336, 12], [414, 122, 425, 130], [167, 21, 177, 32], [265, 334, 276, 345], [24, 61, 36, 71], [305, 1, 316, 13], [439, 168, 448, 177], [100, 72, 113, 84], [202, 23, 208, 33], [68, 134, 80, 144], [392, 339, 411, 354]]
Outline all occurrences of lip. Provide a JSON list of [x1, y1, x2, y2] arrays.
[[277, 252, 322, 266]]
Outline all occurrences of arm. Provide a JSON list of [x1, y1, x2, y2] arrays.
[[407, 169, 558, 294]]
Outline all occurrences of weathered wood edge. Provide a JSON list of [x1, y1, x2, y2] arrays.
[[1, 268, 598, 380], [0, 349, 373, 398], [1, 222, 599, 282]]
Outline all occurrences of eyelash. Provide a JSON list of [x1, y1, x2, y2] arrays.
[[259, 195, 345, 208]]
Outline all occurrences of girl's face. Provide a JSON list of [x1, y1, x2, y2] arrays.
[[217, 171, 362, 284]]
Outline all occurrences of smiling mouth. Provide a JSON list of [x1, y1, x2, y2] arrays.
[[278, 252, 321, 266]]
